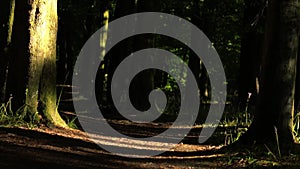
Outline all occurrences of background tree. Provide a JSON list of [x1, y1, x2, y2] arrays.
[[102, 0, 161, 113], [238, 0, 265, 111], [129, 0, 161, 111], [0, 0, 15, 103], [103, 0, 136, 113]]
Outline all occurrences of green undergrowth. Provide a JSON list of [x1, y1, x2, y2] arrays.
[[223, 147, 300, 168], [0, 98, 38, 128], [0, 98, 77, 129], [294, 112, 300, 142], [65, 116, 78, 129]]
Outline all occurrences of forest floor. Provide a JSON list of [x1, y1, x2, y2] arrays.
[[0, 119, 300, 169]]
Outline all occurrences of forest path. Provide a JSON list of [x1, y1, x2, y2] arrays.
[[0, 121, 299, 169], [0, 121, 232, 169]]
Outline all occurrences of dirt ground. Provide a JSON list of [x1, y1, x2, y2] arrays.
[[0, 120, 299, 169]]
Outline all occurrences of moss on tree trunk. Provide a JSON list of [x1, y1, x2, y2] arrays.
[[6, 0, 67, 127], [27, 0, 67, 127]]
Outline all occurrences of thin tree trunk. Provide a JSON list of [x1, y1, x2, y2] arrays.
[[192, 0, 212, 103], [105, 0, 136, 112], [294, 38, 300, 114], [129, 0, 159, 111], [0, 0, 15, 103], [238, 0, 264, 111], [6, 0, 30, 110]]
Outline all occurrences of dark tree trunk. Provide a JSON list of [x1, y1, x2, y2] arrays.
[[190, 0, 213, 103], [128, 0, 160, 111], [188, 0, 201, 103], [102, 0, 136, 113], [105, 0, 160, 112], [6, 0, 30, 110], [294, 40, 300, 113], [238, 0, 265, 111], [0, 0, 15, 103], [239, 0, 300, 154]]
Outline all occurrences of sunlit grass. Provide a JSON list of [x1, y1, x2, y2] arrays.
[[294, 112, 300, 143], [66, 117, 78, 129], [0, 97, 38, 128]]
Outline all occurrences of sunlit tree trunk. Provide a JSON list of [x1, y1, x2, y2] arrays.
[[240, 0, 300, 153], [27, 0, 67, 126], [6, 0, 66, 127]]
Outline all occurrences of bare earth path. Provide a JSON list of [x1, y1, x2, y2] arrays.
[[0, 121, 300, 169], [0, 125, 224, 169]]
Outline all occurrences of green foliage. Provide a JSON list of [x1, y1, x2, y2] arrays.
[[274, 126, 282, 159], [264, 144, 278, 161], [66, 117, 78, 129], [0, 98, 38, 128], [221, 103, 253, 145], [294, 112, 300, 142]]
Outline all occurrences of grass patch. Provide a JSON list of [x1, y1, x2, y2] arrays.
[[66, 117, 78, 129], [0, 98, 38, 128]]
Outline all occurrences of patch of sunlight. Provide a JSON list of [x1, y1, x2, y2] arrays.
[[153, 153, 225, 160], [255, 160, 280, 167], [87, 132, 176, 151]]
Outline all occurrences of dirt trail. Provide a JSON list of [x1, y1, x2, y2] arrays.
[[1, 121, 300, 169], [0, 122, 227, 169]]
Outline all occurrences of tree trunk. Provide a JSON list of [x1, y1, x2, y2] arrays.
[[27, 0, 67, 126], [6, 0, 30, 110], [189, 0, 210, 103], [294, 39, 300, 113], [6, 0, 67, 127], [239, 0, 300, 153], [0, 0, 15, 103], [129, 0, 159, 111], [103, 0, 136, 114], [238, 0, 264, 111]]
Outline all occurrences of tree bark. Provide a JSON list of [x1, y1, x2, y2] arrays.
[[27, 0, 67, 126], [6, 0, 66, 127], [239, 0, 300, 153]]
